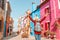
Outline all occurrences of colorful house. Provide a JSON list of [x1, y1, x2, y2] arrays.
[[40, 0, 60, 37], [40, 0, 50, 37], [0, 0, 5, 39], [30, 2, 40, 36], [6, 2, 12, 36]]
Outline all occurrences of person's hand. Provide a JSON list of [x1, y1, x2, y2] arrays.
[[26, 10, 31, 16], [27, 13, 31, 16], [45, 13, 50, 16]]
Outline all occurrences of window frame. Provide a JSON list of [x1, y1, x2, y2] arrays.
[[45, 7, 50, 14], [58, 0, 60, 9]]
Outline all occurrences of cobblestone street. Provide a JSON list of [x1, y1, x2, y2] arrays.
[[3, 34, 56, 40]]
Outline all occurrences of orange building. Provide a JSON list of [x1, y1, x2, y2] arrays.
[[0, 0, 5, 39]]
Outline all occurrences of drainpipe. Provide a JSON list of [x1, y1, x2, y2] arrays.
[[3, 0, 8, 37]]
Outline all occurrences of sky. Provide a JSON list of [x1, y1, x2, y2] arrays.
[[9, 0, 40, 32]]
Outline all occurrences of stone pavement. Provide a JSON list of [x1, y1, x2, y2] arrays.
[[8, 34, 56, 40], [3, 33, 56, 40], [3, 32, 18, 40], [8, 34, 35, 40]]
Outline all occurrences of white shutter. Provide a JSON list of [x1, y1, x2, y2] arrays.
[[58, 0, 60, 9]]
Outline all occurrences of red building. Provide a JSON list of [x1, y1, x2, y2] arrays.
[[40, 0, 60, 38], [40, 0, 50, 37]]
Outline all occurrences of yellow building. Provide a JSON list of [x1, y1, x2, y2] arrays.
[[21, 10, 31, 38]]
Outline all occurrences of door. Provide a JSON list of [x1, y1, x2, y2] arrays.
[[45, 22, 50, 31]]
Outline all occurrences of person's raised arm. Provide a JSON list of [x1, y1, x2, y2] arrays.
[[26, 9, 35, 23], [40, 13, 50, 23], [29, 15, 35, 23]]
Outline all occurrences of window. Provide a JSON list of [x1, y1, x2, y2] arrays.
[[45, 7, 51, 21], [2, 0, 4, 9], [45, 7, 50, 14], [0, 20, 2, 32], [41, 24, 43, 28], [58, 0, 60, 9], [45, 22, 50, 30], [48, 22, 50, 30], [0, 0, 4, 9], [0, 0, 2, 7]]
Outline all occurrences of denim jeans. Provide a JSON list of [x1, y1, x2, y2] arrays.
[[35, 34, 41, 40]]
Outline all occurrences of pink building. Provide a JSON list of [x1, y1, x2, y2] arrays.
[[40, 0, 60, 39]]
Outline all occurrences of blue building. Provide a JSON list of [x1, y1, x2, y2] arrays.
[[30, 2, 40, 36]]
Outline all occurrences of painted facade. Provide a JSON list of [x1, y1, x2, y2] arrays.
[[6, 2, 13, 36], [40, 0, 50, 37], [0, 0, 5, 39], [30, 2, 40, 36], [40, 0, 60, 39], [50, 0, 60, 40]]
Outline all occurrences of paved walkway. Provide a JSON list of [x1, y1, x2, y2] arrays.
[[8, 34, 35, 40], [7, 34, 56, 40], [3, 32, 56, 40]]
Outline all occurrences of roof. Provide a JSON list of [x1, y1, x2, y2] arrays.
[[30, 9, 39, 15], [30, 5, 40, 15], [37, 0, 49, 8], [7, 2, 11, 12]]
